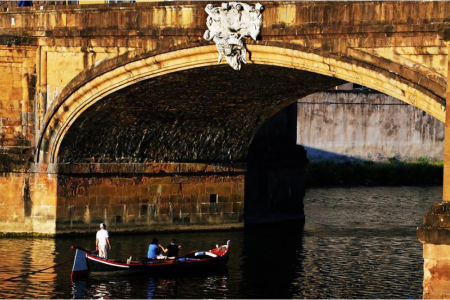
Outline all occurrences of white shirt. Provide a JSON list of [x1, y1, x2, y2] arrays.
[[96, 229, 109, 246]]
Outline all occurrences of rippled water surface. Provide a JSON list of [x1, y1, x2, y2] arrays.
[[0, 186, 441, 298]]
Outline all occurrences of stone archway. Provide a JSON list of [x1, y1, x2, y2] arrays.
[[37, 43, 446, 166]]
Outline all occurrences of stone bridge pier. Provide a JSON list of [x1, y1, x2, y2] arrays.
[[417, 28, 450, 299]]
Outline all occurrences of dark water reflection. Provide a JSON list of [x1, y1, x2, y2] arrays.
[[0, 186, 441, 298]]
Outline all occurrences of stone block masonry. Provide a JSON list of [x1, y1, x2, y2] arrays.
[[0, 46, 36, 173], [0, 172, 57, 235], [0, 162, 245, 236], [55, 171, 244, 234]]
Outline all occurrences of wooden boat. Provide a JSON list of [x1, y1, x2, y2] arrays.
[[71, 240, 230, 280]]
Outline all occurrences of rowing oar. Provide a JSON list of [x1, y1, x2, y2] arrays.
[[2, 260, 68, 281]]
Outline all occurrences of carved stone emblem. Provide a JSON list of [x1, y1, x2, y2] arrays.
[[203, 2, 264, 70]]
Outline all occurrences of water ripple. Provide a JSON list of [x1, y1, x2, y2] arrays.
[[0, 186, 440, 298]]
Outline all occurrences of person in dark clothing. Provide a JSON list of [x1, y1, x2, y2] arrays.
[[162, 238, 181, 259]]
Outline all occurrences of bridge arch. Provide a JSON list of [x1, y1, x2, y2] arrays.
[[37, 43, 446, 165]]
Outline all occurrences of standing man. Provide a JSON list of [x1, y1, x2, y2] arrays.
[[96, 223, 111, 259]]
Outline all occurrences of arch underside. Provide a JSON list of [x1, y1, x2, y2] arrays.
[[57, 65, 343, 164], [38, 44, 446, 165]]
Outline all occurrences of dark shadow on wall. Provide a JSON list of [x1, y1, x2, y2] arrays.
[[245, 102, 308, 226], [302, 146, 366, 163]]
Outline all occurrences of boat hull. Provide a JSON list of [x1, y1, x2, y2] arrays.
[[86, 254, 228, 273], [71, 240, 230, 279]]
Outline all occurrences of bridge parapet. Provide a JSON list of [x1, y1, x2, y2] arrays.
[[1, 2, 449, 31]]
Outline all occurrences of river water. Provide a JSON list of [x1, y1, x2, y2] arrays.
[[0, 186, 441, 299]]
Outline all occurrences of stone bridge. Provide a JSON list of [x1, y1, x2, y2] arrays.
[[1, 1, 450, 296]]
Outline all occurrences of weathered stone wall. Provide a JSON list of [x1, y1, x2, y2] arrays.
[[0, 46, 36, 172], [298, 92, 445, 162], [0, 173, 30, 233], [0, 164, 244, 235], [0, 172, 57, 235], [55, 172, 244, 234]]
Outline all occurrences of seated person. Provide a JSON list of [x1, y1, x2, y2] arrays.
[[147, 238, 164, 259], [162, 238, 181, 259]]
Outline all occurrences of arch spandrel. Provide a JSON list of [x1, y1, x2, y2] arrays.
[[37, 44, 447, 165]]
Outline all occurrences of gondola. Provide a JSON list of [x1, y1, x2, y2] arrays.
[[71, 240, 230, 280]]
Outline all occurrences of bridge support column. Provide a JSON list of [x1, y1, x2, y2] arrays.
[[417, 203, 450, 299], [0, 171, 57, 236], [417, 31, 450, 299], [445, 36, 450, 204]]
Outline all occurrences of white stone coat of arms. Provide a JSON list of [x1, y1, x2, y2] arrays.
[[203, 2, 264, 70]]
